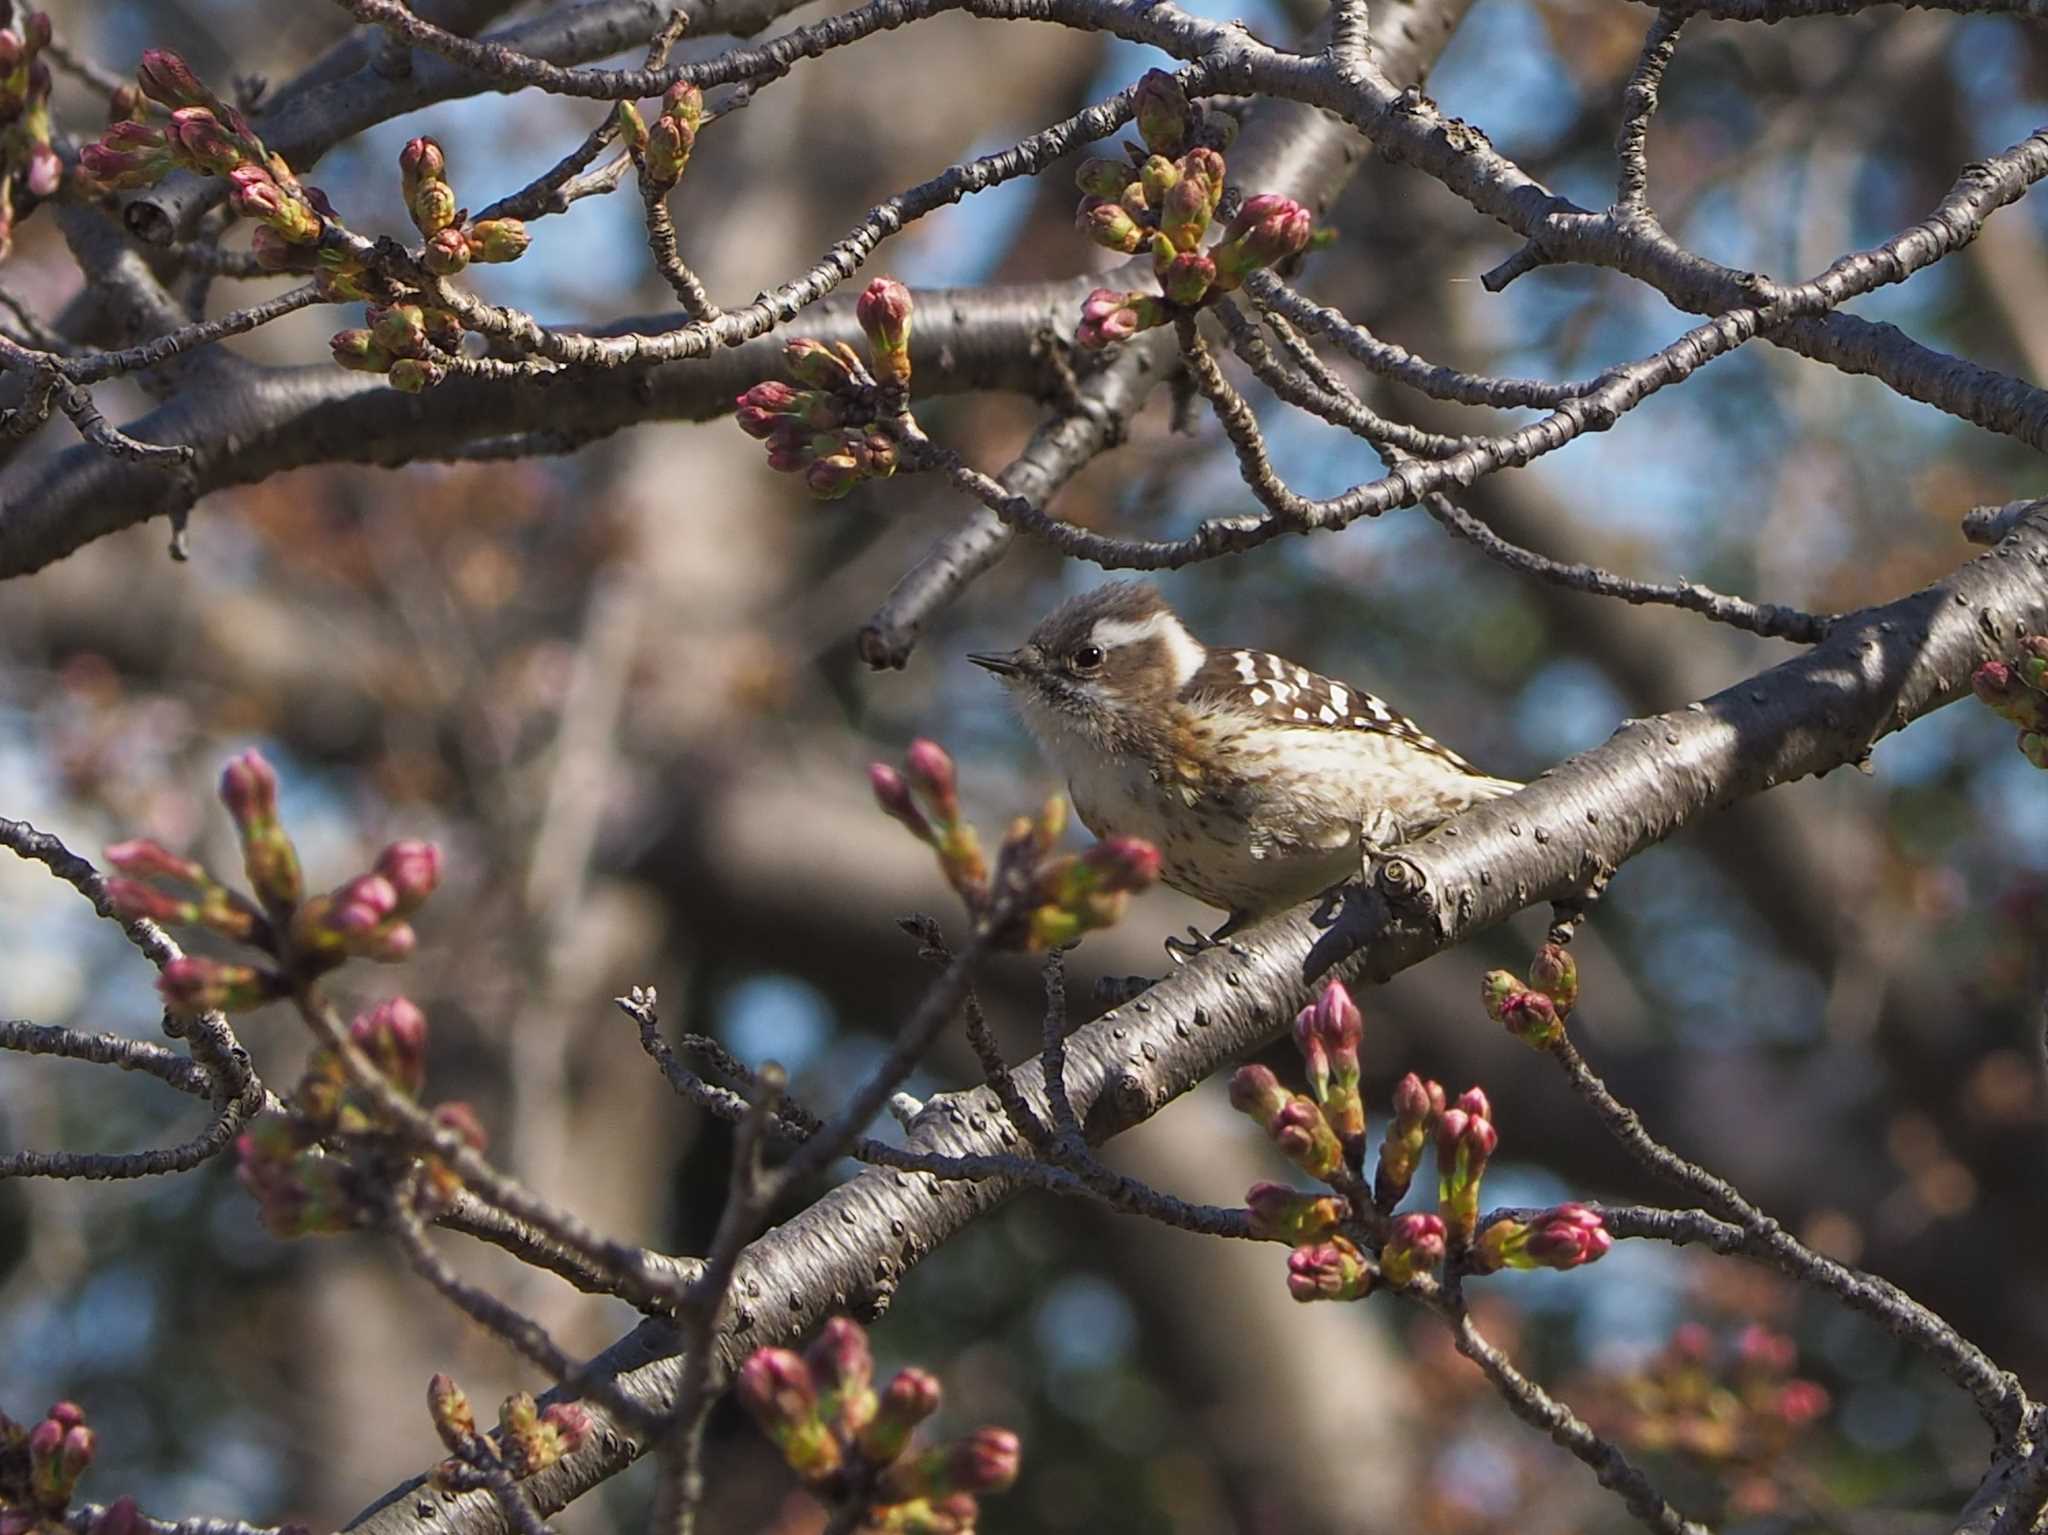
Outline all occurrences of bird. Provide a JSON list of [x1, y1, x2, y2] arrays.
[[968, 581, 1518, 946]]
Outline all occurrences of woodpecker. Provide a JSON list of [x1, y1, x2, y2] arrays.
[[969, 582, 1517, 938]]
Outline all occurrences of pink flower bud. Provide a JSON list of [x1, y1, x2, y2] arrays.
[[219, 749, 280, 830], [25, 142, 60, 198], [1286, 1235, 1372, 1302], [1518, 1203, 1611, 1270], [138, 49, 211, 110], [432, 1099, 488, 1152], [903, 739, 960, 822], [857, 277, 913, 387], [943, 1427, 1020, 1494], [422, 225, 471, 276], [1529, 943, 1579, 1015], [1244, 1180, 1344, 1244], [158, 957, 276, 1015], [1077, 835, 1160, 893], [1380, 1211, 1446, 1286], [1498, 987, 1560, 1047], [858, 1367, 941, 1465], [1157, 175, 1210, 252], [805, 453, 862, 500], [399, 135, 446, 187], [1228, 1063, 1288, 1124], [1133, 69, 1192, 155], [1736, 1323, 1797, 1376], [329, 873, 400, 934], [167, 107, 243, 175], [870, 763, 936, 844], [350, 996, 429, 1095], [1271, 1096, 1343, 1179], [1076, 199, 1145, 254], [1776, 1380, 1831, 1427], [106, 838, 205, 886], [539, 1402, 591, 1456], [374, 841, 442, 914], [1159, 250, 1215, 306], [330, 330, 392, 373]]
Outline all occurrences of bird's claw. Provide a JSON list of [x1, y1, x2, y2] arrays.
[[1163, 925, 1226, 964]]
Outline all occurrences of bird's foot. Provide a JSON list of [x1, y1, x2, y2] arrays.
[[1163, 918, 1244, 964]]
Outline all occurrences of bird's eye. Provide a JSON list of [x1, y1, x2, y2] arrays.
[[1072, 645, 1105, 672]]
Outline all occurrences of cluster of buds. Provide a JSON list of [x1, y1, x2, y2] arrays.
[[738, 1318, 1020, 1534], [1072, 71, 1314, 349], [238, 994, 487, 1237], [0, 9, 59, 259], [1230, 978, 1610, 1303], [1481, 942, 1577, 1049], [1973, 636, 2048, 768], [424, 1375, 590, 1490], [869, 739, 1159, 951], [324, 139, 529, 392], [735, 279, 914, 499], [108, 749, 442, 1016], [1586, 1322, 1831, 1517], [1473, 1201, 1611, 1273], [330, 299, 465, 393], [615, 83, 705, 192], [0, 1402, 101, 1535], [82, 51, 330, 267]]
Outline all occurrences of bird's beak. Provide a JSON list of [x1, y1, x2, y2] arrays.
[[968, 649, 1027, 678]]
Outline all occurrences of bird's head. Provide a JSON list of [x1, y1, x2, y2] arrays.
[[969, 582, 1207, 756]]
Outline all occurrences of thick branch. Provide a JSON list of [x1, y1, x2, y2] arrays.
[[346, 505, 2048, 1535]]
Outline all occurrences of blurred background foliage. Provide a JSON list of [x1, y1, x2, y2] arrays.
[[3, 0, 2048, 1530]]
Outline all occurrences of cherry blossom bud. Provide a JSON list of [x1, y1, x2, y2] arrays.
[[1436, 1089, 1497, 1244], [613, 100, 649, 152], [374, 841, 442, 915], [942, 1427, 1021, 1494], [1077, 198, 1145, 254], [738, 1348, 840, 1482], [427, 1374, 476, 1451], [1286, 1234, 1372, 1302], [138, 49, 211, 110], [421, 225, 471, 275], [2021, 634, 2048, 688], [870, 763, 937, 844], [385, 357, 444, 394], [399, 135, 446, 188], [785, 337, 865, 391], [1498, 987, 1560, 1048], [1380, 1211, 1446, 1286], [1269, 1096, 1342, 1180], [1213, 194, 1313, 286], [330, 330, 392, 373], [159, 957, 277, 1015], [803, 452, 859, 499], [350, 996, 429, 1095], [1137, 153, 1180, 206], [1244, 1180, 1345, 1244], [1077, 835, 1160, 893], [1374, 1071, 1441, 1207], [1076, 288, 1167, 350], [1179, 148, 1226, 211], [1158, 174, 1210, 252], [106, 838, 206, 886], [806, 1317, 877, 1437], [1529, 943, 1579, 1016], [1736, 1323, 1797, 1376], [1228, 1063, 1289, 1125], [1133, 69, 1191, 155], [858, 1367, 941, 1465], [857, 277, 913, 389], [80, 123, 176, 188], [1975, 660, 2048, 730], [1074, 157, 1133, 198], [466, 218, 530, 263], [903, 739, 960, 822], [1776, 1380, 1831, 1426], [1523, 1203, 1610, 1268], [1159, 250, 1215, 306], [167, 107, 243, 174]]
